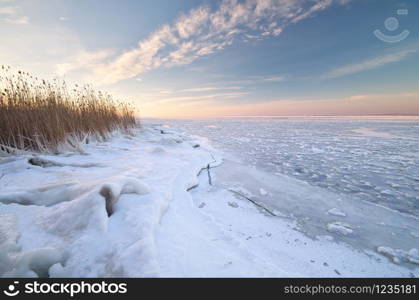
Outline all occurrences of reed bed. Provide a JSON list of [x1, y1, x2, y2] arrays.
[[0, 66, 136, 154]]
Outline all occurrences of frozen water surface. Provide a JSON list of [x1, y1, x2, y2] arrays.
[[158, 117, 419, 269], [162, 117, 419, 217], [1, 119, 418, 277]]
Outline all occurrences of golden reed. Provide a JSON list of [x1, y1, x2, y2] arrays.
[[0, 66, 136, 153]]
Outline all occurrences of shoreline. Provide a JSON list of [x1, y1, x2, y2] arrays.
[[0, 125, 417, 277]]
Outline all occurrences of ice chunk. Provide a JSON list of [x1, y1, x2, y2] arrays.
[[327, 208, 346, 217], [410, 232, 419, 238], [408, 249, 419, 265], [377, 247, 419, 265]]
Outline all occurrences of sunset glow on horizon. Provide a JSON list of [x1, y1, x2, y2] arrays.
[[138, 92, 419, 118]]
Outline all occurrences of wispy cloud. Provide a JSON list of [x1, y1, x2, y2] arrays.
[[348, 92, 419, 101], [291, 0, 332, 23], [84, 0, 346, 84], [55, 49, 115, 76], [323, 49, 417, 79], [0, 6, 17, 15], [222, 74, 287, 85], [261, 75, 286, 82], [180, 86, 242, 93], [156, 92, 249, 105], [142, 86, 243, 97], [0, 4, 29, 24], [5, 15, 28, 24]]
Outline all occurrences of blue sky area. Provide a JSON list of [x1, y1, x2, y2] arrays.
[[1, 0, 418, 117]]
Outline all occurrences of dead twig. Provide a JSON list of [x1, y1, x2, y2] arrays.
[[228, 189, 277, 217]]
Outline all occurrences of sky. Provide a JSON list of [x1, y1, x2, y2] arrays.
[[0, 0, 418, 118]]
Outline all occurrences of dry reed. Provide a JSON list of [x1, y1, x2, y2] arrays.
[[0, 66, 136, 154]]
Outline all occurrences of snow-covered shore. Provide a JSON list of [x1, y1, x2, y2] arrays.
[[0, 125, 417, 277]]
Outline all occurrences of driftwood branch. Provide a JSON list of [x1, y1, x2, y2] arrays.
[[187, 160, 220, 192], [206, 165, 212, 185], [228, 189, 277, 217]]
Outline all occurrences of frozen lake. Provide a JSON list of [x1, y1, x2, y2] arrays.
[[159, 117, 419, 217], [1, 119, 418, 276], [152, 117, 419, 269]]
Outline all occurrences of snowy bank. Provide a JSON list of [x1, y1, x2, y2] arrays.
[[0, 125, 417, 277]]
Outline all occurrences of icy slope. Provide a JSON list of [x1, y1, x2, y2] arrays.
[[0, 125, 416, 277], [0, 126, 211, 277]]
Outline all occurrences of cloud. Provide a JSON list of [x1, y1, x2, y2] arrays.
[[291, 0, 332, 23], [338, 0, 352, 5], [324, 49, 417, 79], [261, 75, 286, 82], [0, 6, 17, 15], [87, 0, 345, 84], [0, 18, 112, 84], [0, 5, 29, 24], [155, 92, 249, 105], [5, 15, 28, 24], [348, 92, 418, 100], [140, 86, 242, 96], [55, 49, 115, 76], [222, 74, 287, 85], [180, 86, 242, 93]]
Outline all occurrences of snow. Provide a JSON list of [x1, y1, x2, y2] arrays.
[[228, 201, 239, 208], [259, 188, 268, 196], [99, 177, 150, 216], [1, 120, 418, 277], [10, 247, 67, 278]]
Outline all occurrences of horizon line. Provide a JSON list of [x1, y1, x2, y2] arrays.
[[141, 114, 419, 120]]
